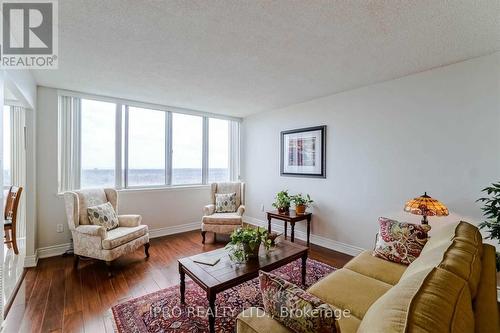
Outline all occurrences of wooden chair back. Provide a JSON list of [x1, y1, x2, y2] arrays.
[[4, 186, 23, 222]]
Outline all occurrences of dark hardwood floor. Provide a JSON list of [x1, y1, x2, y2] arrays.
[[4, 230, 352, 333]]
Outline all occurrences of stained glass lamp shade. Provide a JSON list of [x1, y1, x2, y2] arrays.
[[404, 192, 449, 225]]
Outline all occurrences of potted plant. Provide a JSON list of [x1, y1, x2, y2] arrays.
[[272, 190, 291, 213], [477, 181, 500, 271], [292, 193, 314, 214], [226, 227, 272, 262]]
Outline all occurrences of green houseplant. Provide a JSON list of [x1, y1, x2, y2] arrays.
[[291, 193, 314, 214], [272, 190, 291, 213], [226, 227, 272, 262], [477, 181, 500, 271]]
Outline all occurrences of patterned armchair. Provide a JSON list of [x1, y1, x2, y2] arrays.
[[64, 188, 150, 274], [201, 182, 245, 243]]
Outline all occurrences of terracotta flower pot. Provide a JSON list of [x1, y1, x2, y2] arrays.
[[295, 204, 306, 214]]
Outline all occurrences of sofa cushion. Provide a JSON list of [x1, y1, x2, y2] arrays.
[[236, 307, 361, 333], [202, 213, 242, 225], [423, 221, 483, 256], [102, 225, 148, 250], [307, 268, 392, 319], [402, 226, 482, 298], [343, 250, 407, 285], [473, 244, 500, 333], [237, 307, 291, 333], [373, 217, 431, 265], [259, 271, 337, 333], [455, 221, 483, 255], [358, 267, 474, 333]]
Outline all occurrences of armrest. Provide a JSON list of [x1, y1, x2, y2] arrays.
[[118, 214, 142, 227], [75, 225, 107, 239], [203, 204, 215, 216], [237, 205, 245, 216]]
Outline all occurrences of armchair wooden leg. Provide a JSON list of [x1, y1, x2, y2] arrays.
[[73, 255, 80, 269], [144, 242, 150, 258], [106, 261, 113, 278], [201, 231, 206, 244]]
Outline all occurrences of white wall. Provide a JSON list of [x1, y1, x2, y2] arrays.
[[242, 53, 500, 252], [36, 86, 210, 249]]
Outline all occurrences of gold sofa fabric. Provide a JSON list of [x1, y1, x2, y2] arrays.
[[343, 250, 406, 285], [474, 244, 500, 333], [358, 267, 474, 333], [236, 307, 362, 333], [402, 225, 482, 298], [307, 268, 392, 319], [236, 221, 499, 333]]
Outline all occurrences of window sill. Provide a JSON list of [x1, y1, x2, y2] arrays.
[[56, 184, 211, 197]]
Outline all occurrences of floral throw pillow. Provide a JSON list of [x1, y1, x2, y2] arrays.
[[373, 217, 431, 265], [215, 192, 237, 213], [259, 271, 337, 333], [87, 202, 119, 231]]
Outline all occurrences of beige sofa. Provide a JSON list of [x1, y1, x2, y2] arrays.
[[237, 221, 499, 333]]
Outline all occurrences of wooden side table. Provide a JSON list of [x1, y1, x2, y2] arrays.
[[266, 210, 312, 247]]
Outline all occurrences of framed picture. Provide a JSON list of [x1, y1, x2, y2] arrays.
[[280, 125, 326, 178]]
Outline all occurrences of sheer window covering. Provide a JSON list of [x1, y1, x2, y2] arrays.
[[10, 106, 27, 239], [58, 96, 81, 192]]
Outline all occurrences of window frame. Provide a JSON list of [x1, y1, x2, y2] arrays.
[[59, 90, 241, 191]]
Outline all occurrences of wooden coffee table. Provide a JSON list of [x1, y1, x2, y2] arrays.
[[178, 240, 308, 333]]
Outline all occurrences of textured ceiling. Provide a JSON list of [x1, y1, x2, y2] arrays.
[[33, 0, 500, 117]]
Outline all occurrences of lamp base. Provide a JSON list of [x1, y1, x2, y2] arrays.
[[421, 215, 428, 225]]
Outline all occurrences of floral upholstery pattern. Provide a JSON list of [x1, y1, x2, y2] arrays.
[[202, 183, 245, 235], [215, 192, 237, 213], [373, 217, 431, 265], [87, 202, 119, 230], [64, 188, 149, 263], [259, 271, 338, 333]]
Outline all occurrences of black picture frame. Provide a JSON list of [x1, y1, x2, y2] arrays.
[[280, 125, 326, 178]]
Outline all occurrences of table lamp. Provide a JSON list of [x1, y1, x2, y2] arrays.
[[404, 192, 449, 225]]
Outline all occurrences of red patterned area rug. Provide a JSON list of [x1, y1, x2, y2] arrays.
[[111, 258, 335, 333]]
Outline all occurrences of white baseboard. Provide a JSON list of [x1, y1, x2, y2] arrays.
[[148, 221, 200, 238], [29, 221, 202, 265], [244, 216, 364, 257], [24, 252, 39, 267], [38, 242, 72, 259]]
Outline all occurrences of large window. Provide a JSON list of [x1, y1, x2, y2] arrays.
[[127, 107, 166, 186], [58, 95, 239, 191], [81, 99, 116, 188], [172, 113, 203, 185]]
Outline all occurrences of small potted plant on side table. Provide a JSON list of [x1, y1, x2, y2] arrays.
[[226, 227, 272, 262], [477, 182, 500, 271], [272, 190, 291, 213], [292, 193, 314, 214]]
